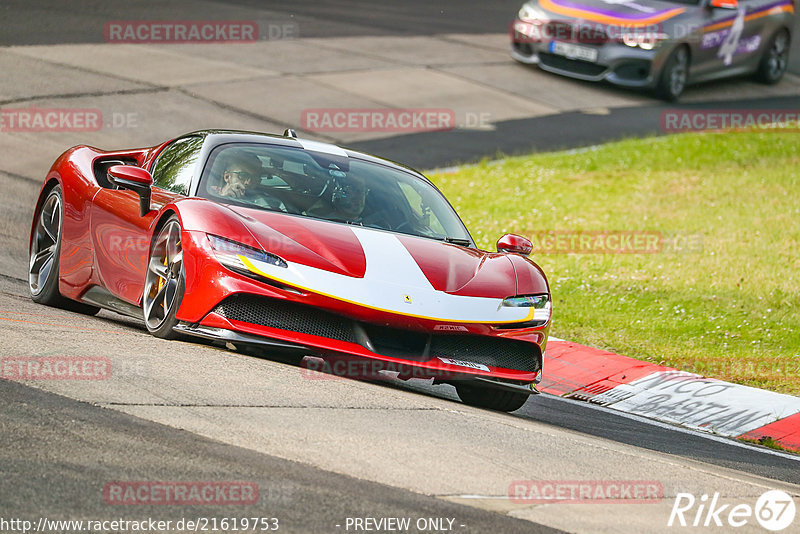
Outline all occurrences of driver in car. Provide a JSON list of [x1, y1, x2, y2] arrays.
[[216, 151, 287, 211]]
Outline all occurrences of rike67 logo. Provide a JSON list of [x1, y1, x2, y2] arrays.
[[668, 490, 796, 531]]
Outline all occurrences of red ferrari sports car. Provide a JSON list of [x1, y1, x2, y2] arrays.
[[29, 129, 551, 411]]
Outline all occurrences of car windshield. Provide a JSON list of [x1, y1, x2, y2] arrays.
[[198, 143, 473, 245]]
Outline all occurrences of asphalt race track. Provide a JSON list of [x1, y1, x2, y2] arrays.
[[0, 376, 556, 534], [2, 273, 800, 534], [2, 2, 800, 533]]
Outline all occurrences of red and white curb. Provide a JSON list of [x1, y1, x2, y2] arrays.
[[541, 338, 800, 452]]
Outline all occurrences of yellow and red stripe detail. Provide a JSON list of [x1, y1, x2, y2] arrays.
[[238, 255, 537, 325]]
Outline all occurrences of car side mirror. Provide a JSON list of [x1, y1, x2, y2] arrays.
[[497, 234, 533, 256], [709, 0, 738, 9], [107, 165, 153, 217]]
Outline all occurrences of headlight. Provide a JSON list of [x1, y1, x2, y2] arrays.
[[519, 3, 547, 21], [638, 33, 668, 50], [620, 31, 668, 50], [208, 235, 287, 275], [622, 33, 640, 48], [502, 294, 551, 322]]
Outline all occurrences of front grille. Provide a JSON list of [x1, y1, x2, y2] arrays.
[[539, 52, 606, 77], [512, 41, 534, 55], [362, 323, 429, 359], [214, 294, 356, 343], [212, 295, 540, 373], [430, 335, 539, 373], [613, 60, 651, 81]]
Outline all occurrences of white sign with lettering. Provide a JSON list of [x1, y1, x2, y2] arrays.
[[591, 371, 800, 436]]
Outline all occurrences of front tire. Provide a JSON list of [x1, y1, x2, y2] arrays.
[[29, 185, 100, 315], [455, 382, 530, 412], [755, 29, 790, 84], [655, 46, 689, 101], [143, 216, 185, 339]]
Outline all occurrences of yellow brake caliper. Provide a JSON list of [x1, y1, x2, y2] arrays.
[[157, 255, 168, 307]]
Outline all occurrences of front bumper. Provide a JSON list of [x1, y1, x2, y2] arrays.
[[511, 19, 670, 88], [175, 230, 548, 385]]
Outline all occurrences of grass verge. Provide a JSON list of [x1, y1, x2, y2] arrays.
[[739, 436, 800, 455], [429, 131, 800, 396]]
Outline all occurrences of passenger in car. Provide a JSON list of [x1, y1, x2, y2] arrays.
[[306, 173, 368, 223]]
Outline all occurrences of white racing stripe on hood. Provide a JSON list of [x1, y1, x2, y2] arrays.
[[354, 227, 434, 290], [240, 226, 534, 323]]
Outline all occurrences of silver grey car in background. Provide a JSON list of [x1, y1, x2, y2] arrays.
[[511, 0, 795, 100]]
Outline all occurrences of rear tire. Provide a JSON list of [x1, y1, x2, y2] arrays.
[[455, 382, 530, 412], [755, 29, 790, 84], [29, 184, 100, 315], [655, 46, 689, 101]]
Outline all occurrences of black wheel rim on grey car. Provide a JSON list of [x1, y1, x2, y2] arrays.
[[29, 190, 61, 296], [766, 31, 789, 80], [670, 48, 688, 98], [143, 219, 184, 331]]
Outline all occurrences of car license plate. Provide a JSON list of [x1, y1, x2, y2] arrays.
[[438, 357, 490, 372], [549, 41, 598, 62]]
